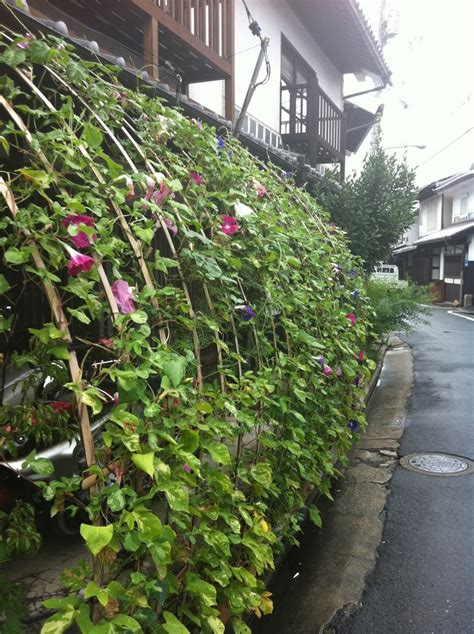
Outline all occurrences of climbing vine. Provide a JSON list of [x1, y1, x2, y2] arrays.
[[0, 29, 375, 633]]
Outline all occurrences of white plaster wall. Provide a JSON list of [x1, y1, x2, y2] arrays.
[[419, 195, 442, 237], [189, 0, 343, 129], [450, 179, 474, 220]]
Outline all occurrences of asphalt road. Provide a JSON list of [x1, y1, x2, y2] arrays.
[[336, 307, 474, 634]]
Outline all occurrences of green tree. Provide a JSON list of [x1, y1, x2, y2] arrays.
[[313, 142, 418, 271]]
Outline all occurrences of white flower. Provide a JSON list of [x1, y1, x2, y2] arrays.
[[235, 201, 254, 218]]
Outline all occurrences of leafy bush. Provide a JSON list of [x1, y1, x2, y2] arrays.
[[365, 280, 432, 339], [0, 31, 374, 633]]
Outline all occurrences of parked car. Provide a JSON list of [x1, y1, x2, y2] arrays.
[[371, 264, 407, 286]]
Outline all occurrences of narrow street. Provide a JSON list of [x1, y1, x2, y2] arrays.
[[256, 306, 474, 634], [335, 306, 474, 633]]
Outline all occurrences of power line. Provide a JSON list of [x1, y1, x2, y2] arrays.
[[415, 127, 474, 168]]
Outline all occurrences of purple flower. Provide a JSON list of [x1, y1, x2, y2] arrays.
[[317, 356, 326, 366], [111, 279, 136, 314], [348, 420, 359, 432], [353, 375, 361, 387], [216, 135, 225, 150], [352, 290, 359, 300], [349, 270, 357, 278], [64, 245, 95, 276], [61, 215, 96, 249], [17, 34, 34, 49], [220, 215, 240, 236], [243, 306, 255, 321], [281, 170, 291, 179]]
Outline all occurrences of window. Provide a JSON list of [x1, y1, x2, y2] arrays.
[[280, 37, 315, 136], [431, 247, 440, 281]]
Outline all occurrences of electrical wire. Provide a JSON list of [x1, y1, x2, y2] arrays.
[[415, 127, 474, 168]]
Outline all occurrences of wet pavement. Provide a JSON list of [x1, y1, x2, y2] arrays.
[[334, 306, 474, 634]]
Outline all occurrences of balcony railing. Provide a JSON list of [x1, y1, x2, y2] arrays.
[[154, 0, 232, 58], [317, 88, 343, 157]]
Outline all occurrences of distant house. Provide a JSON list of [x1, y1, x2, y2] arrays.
[[393, 169, 474, 304], [2, 0, 389, 181]]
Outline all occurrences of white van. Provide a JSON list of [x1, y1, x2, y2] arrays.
[[371, 264, 403, 284]]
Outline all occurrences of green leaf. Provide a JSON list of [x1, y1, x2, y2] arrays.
[[207, 616, 225, 634], [232, 620, 252, 634], [132, 452, 155, 477], [67, 308, 91, 324], [203, 441, 231, 465], [4, 247, 31, 264], [250, 462, 273, 487], [179, 429, 199, 453], [0, 274, 11, 294], [84, 581, 109, 607], [162, 611, 190, 634], [162, 356, 186, 388], [40, 607, 75, 634], [82, 123, 103, 149], [195, 400, 213, 414], [164, 485, 189, 512], [309, 505, 323, 528], [135, 227, 154, 243], [22, 451, 54, 476], [18, 168, 52, 189], [129, 310, 148, 324], [80, 523, 114, 556], [185, 572, 217, 607], [110, 614, 142, 632], [107, 488, 126, 512], [2, 45, 26, 68]]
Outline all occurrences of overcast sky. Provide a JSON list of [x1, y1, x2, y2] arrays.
[[348, 0, 474, 185]]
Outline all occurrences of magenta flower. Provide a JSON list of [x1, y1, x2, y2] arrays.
[[220, 215, 240, 236], [189, 171, 203, 186], [61, 215, 96, 249], [151, 183, 173, 206], [111, 279, 136, 314], [358, 350, 364, 363], [346, 312, 357, 326], [253, 180, 267, 198], [161, 216, 178, 236], [323, 365, 333, 376], [64, 245, 94, 276]]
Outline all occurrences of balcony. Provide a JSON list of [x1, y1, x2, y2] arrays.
[[25, 0, 235, 118]]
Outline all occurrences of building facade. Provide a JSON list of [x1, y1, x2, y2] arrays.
[[393, 169, 474, 304], [2, 0, 389, 180]]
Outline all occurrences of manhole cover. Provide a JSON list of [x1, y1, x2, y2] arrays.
[[400, 453, 473, 476]]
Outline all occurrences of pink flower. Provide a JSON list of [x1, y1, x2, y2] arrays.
[[183, 463, 192, 473], [61, 215, 96, 249], [346, 312, 357, 326], [220, 215, 240, 236], [111, 279, 136, 314], [65, 245, 95, 276], [358, 350, 364, 363], [161, 216, 178, 236], [124, 176, 135, 200], [189, 171, 203, 186], [145, 182, 173, 206], [323, 365, 333, 376], [253, 180, 267, 198]]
